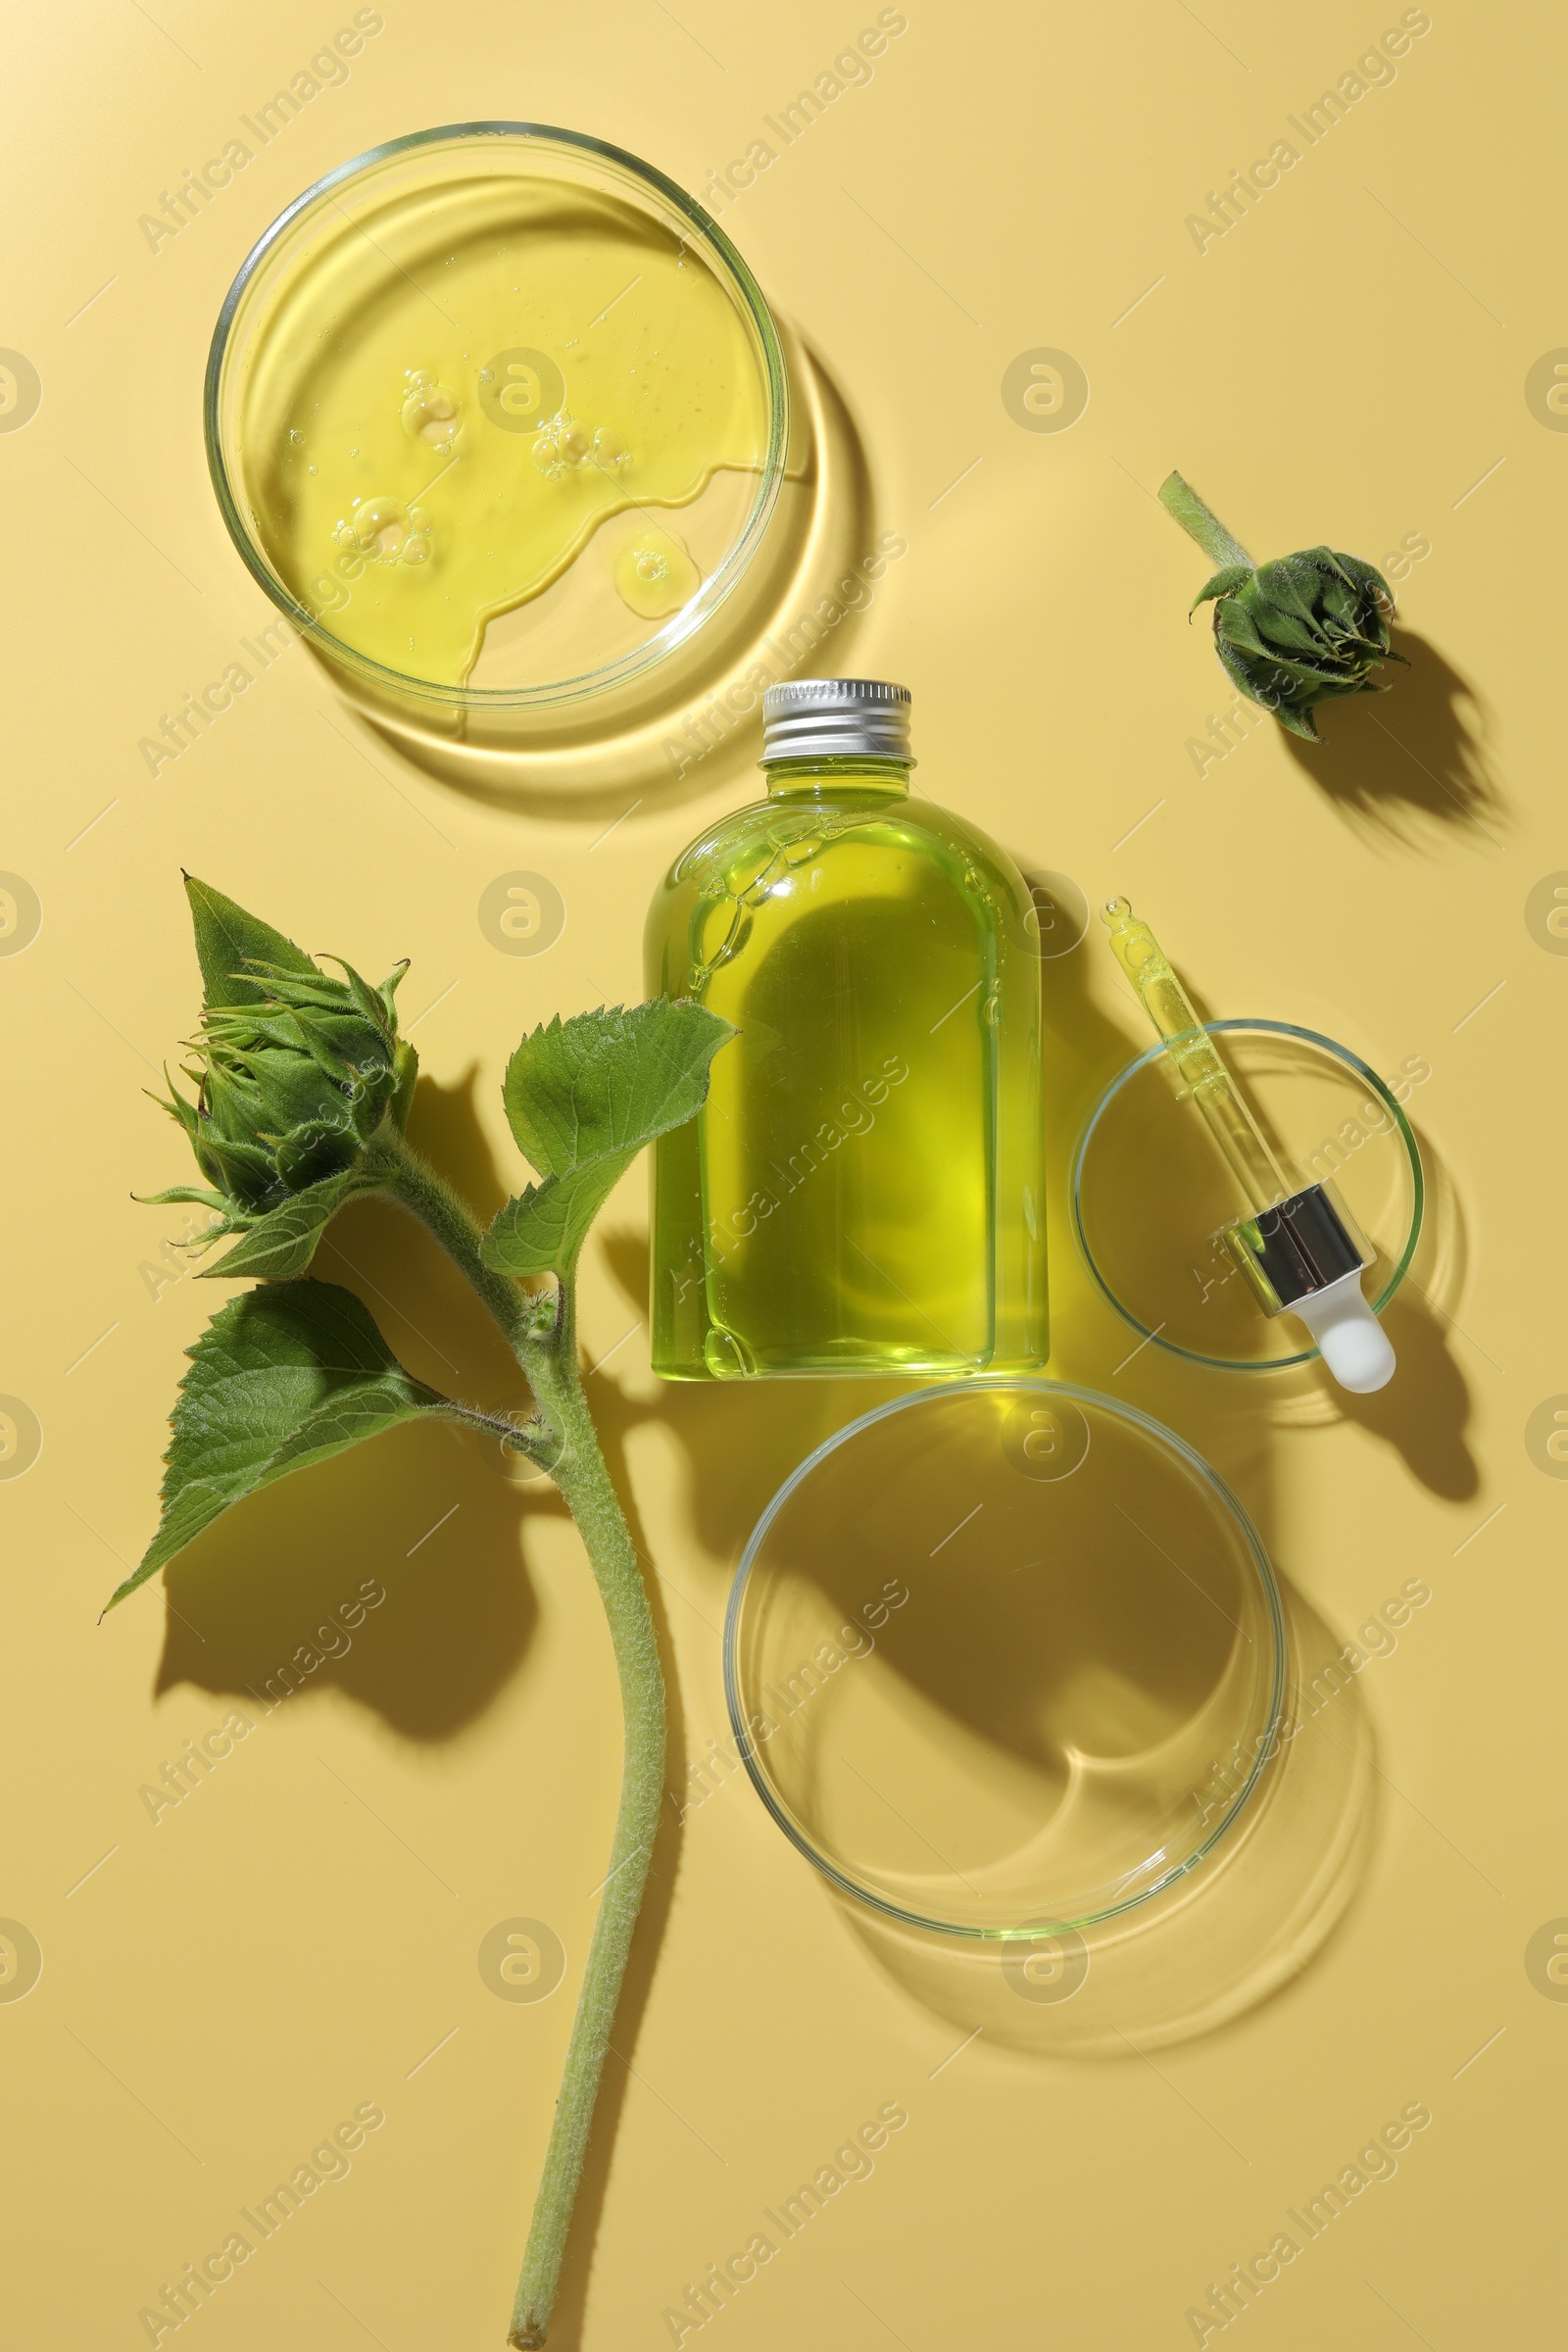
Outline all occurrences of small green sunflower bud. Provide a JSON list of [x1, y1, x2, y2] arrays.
[[141, 877, 418, 1267], [1159, 470, 1406, 741]]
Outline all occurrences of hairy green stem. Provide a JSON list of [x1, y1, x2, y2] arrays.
[[1157, 469, 1254, 571], [377, 1133, 532, 1351], [386, 1135, 664, 2346], [507, 1354, 663, 2347]]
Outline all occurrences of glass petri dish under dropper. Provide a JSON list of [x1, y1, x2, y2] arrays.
[[1072, 1021, 1424, 1374], [723, 1380, 1286, 1939]]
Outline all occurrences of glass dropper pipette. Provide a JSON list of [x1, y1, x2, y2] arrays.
[[1099, 898, 1396, 1394], [1101, 897, 1298, 1209]]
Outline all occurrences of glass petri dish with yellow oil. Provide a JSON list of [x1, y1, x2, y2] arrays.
[[205, 124, 788, 727]]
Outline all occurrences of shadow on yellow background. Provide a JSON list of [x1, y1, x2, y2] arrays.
[[151, 926, 1459, 2098], [831, 1618, 1377, 2064], [1280, 627, 1506, 848], [130, 847, 1485, 2350]]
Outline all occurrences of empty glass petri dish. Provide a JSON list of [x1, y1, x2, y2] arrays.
[[205, 123, 787, 729], [1072, 1020, 1424, 1374], [723, 1380, 1285, 1938]]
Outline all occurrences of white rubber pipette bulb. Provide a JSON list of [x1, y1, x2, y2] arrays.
[[1290, 1269, 1396, 1395]]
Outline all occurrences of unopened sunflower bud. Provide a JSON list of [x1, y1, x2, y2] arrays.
[[1159, 470, 1406, 741], [141, 876, 416, 1255]]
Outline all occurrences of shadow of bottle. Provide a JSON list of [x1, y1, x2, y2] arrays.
[[570, 955, 1363, 2079], [568, 907, 1451, 2074], [137, 893, 1431, 2322], [582, 1229, 1378, 2072]]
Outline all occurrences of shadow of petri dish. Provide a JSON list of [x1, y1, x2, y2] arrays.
[[829, 1567, 1378, 2057], [1072, 1021, 1424, 1374], [204, 123, 845, 791], [723, 1380, 1285, 1939]]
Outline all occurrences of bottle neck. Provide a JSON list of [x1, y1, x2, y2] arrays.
[[762, 756, 911, 802]]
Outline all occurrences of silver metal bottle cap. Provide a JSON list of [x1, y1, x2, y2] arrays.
[[760, 678, 913, 764]]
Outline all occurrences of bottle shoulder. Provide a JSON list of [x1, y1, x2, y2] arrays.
[[656, 789, 1031, 904], [645, 789, 1039, 989]]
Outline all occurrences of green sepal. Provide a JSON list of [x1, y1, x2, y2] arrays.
[[378, 962, 410, 1027], [1161, 476, 1403, 739], [389, 1040, 419, 1134], [183, 874, 318, 1011], [273, 1005, 362, 1089], [134, 1184, 235, 1215], [1213, 640, 1321, 738], [192, 1131, 284, 1199], [156, 1075, 202, 1141], [271, 1120, 362, 1194], [347, 1061, 396, 1139], [196, 1170, 368, 1280], [1191, 564, 1252, 611], [1212, 611, 1336, 682], [1266, 698, 1321, 742], [331, 956, 403, 1037]]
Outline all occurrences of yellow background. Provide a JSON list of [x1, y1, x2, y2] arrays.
[[3, 3, 1560, 2344]]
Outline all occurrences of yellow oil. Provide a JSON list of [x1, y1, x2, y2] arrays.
[[612, 522, 701, 619], [647, 760, 1048, 1379], [238, 177, 771, 685]]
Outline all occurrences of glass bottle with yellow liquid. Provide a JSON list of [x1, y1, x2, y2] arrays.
[[646, 679, 1047, 1378]]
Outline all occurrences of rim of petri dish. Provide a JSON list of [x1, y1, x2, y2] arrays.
[[204, 122, 790, 710], [722, 1377, 1287, 1940], [1071, 1019, 1426, 1375]]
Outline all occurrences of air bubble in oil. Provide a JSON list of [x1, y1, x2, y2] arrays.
[[333, 495, 433, 566], [401, 369, 462, 450], [612, 523, 700, 618]]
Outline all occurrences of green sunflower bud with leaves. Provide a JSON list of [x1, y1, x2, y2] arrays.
[[142, 875, 418, 1279], [1159, 470, 1406, 741], [118, 874, 734, 2348]]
